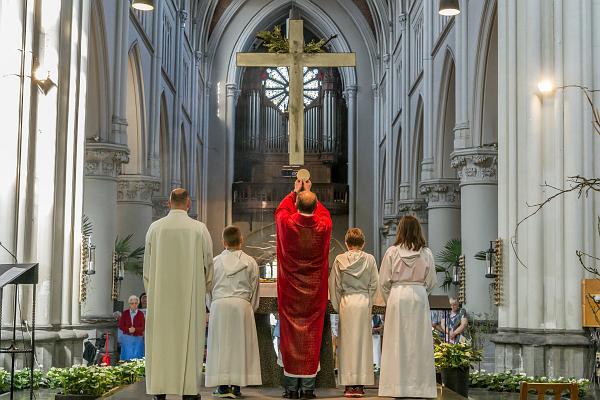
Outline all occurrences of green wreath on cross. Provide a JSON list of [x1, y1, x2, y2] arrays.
[[256, 25, 336, 54]]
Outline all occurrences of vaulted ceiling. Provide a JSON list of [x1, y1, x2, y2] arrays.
[[207, 0, 376, 38]]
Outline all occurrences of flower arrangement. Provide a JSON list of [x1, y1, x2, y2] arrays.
[[434, 342, 483, 371], [469, 370, 590, 397]]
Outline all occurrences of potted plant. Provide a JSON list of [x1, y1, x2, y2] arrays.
[[434, 342, 482, 397], [435, 239, 462, 291]]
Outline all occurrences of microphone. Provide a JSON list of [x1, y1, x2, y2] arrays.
[[0, 241, 17, 264]]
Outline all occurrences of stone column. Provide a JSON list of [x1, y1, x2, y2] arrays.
[[494, 0, 596, 378], [225, 83, 240, 226], [82, 143, 129, 319], [420, 179, 461, 293], [344, 85, 357, 227], [451, 147, 497, 316], [116, 175, 159, 300]]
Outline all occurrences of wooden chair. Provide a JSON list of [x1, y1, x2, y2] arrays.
[[519, 382, 579, 400]]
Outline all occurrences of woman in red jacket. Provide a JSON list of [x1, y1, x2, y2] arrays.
[[118, 295, 145, 360]]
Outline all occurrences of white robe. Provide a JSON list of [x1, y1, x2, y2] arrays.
[[378, 246, 437, 399], [143, 210, 214, 396], [205, 249, 262, 387], [329, 250, 379, 386]]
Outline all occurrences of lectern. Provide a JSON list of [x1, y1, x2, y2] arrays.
[[0, 263, 38, 400]]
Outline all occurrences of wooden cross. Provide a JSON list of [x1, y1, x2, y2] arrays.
[[237, 19, 356, 165]]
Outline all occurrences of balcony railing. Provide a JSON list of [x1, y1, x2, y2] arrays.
[[233, 183, 349, 215]]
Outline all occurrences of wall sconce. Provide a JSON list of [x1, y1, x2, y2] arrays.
[[537, 80, 554, 95], [484, 241, 497, 278], [34, 66, 57, 95], [131, 0, 154, 11], [439, 0, 460, 16], [81, 235, 96, 275], [452, 261, 460, 286]]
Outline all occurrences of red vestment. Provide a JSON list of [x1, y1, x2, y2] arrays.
[[118, 309, 145, 337], [275, 192, 332, 377]]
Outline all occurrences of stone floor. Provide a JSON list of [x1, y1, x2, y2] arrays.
[[0, 385, 597, 399]]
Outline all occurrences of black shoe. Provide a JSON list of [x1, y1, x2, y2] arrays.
[[300, 390, 316, 399], [182, 395, 200, 400], [153, 395, 166, 400], [282, 390, 300, 399], [231, 385, 242, 398]]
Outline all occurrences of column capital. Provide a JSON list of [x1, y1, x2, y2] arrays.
[[152, 196, 170, 221], [225, 83, 241, 101], [84, 142, 129, 180], [398, 14, 407, 30], [178, 9, 189, 25], [117, 175, 160, 205], [397, 198, 428, 225], [451, 146, 498, 186], [342, 85, 357, 101], [419, 179, 461, 209]]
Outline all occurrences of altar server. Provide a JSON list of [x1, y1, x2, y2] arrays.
[[205, 225, 261, 398], [378, 215, 438, 399], [329, 228, 379, 398]]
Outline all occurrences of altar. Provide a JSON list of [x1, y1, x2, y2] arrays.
[[254, 283, 449, 387]]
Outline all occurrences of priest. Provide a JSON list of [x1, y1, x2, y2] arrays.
[[275, 178, 332, 399], [143, 188, 214, 400]]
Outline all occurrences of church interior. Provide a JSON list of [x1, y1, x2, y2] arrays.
[[0, 0, 599, 398]]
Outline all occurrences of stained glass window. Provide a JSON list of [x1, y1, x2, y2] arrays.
[[264, 67, 320, 112]]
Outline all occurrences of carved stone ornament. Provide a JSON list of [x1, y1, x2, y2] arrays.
[[152, 196, 170, 221], [117, 175, 160, 205], [85, 142, 129, 179], [397, 199, 428, 224], [450, 147, 498, 186], [419, 179, 461, 209]]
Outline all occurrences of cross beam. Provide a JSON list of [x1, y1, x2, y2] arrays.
[[237, 19, 356, 165]]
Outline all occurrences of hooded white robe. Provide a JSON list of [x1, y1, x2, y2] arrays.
[[378, 246, 438, 399], [143, 210, 214, 396], [329, 250, 379, 386], [205, 249, 262, 387]]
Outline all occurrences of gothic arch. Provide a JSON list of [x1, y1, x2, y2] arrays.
[[208, 0, 368, 88], [435, 49, 456, 178], [473, 0, 498, 147], [85, 1, 110, 141], [123, 43, 147, 175], [159, 93, 170, 194]]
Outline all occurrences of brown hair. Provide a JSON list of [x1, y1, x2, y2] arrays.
[[345, 228, 365, 248], [297, 191, 317, 214], [222, 225, 242, 247], [394, 215, 426, 251], [170, 188, 189, 205]]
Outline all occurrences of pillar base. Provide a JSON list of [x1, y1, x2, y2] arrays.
[[492, 328, 591, 378]]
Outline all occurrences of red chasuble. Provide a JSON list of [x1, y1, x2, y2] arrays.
[[275, 192, 332, 377]]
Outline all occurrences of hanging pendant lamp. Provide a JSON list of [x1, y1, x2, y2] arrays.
[[439, 0, 460, 16], [132, 0, 154, 11]]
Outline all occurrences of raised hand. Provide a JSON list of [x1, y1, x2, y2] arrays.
[[294, 178, 303, 193]]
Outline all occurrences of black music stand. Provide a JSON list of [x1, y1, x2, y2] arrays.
[[0, 263, 38, 400], [429, 294, 451, 342]]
